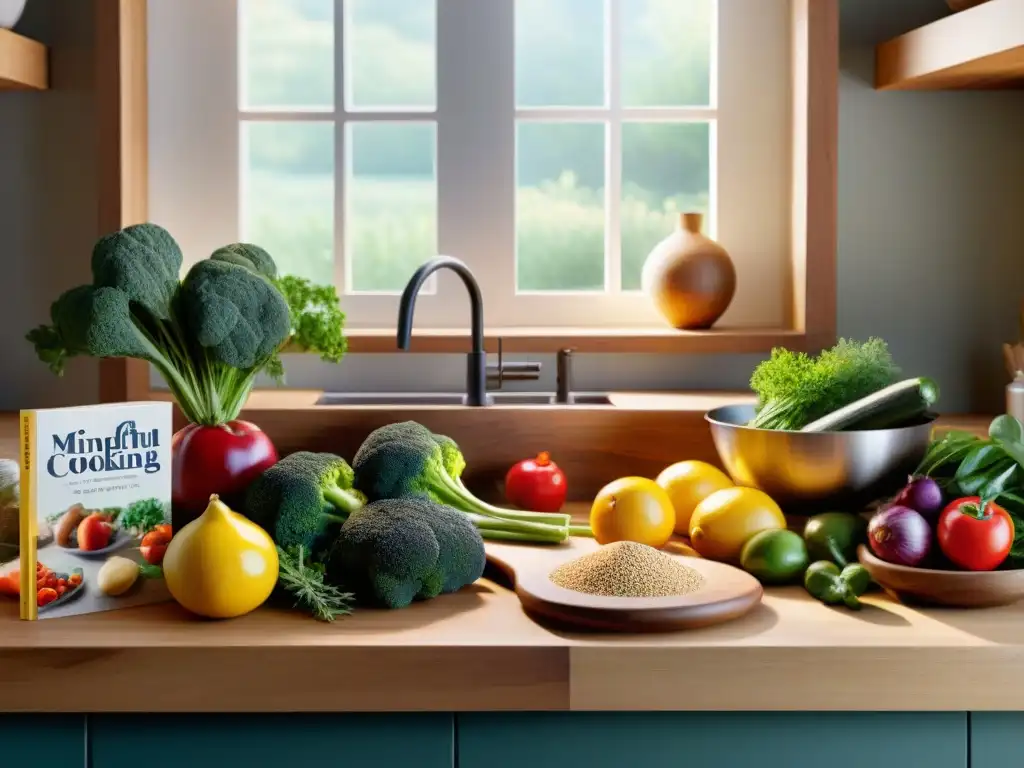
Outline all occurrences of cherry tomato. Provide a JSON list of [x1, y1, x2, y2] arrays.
[[504, 452, 568, 513], [36, 587, 58, 607], [937, 496, 1014, 571], [140, 528, 172, 565], [68, 572, 82, 586], [0, 573, 19, 597]]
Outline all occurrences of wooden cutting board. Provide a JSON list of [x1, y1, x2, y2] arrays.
[[486, 537, 763, 633]]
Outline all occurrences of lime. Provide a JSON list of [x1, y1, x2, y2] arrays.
[[740, 528, 809, 584], [803, 511, 867, 565]]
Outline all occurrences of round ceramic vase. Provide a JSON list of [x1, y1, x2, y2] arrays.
[[640, 212, 736, 331]]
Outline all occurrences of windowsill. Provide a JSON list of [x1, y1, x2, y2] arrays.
[[332, 326, 831, 355]]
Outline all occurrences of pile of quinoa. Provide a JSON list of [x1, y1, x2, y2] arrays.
[[549, 541, 704, 598]]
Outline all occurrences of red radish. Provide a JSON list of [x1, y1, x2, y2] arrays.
[[504, 452, 567, 513], [171, 421, 277, 516]]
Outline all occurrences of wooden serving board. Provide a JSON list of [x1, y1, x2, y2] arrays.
[[486, 537, 763, 633]]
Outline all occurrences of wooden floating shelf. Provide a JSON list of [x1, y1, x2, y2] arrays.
[[0, 28, 48, 91], [876, 0, 1024, 90]]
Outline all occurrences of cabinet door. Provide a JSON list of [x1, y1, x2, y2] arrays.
[[970, 712, 1024, 768], [89, 713, 453, 768], [0, 715, 86, 768], [457, 712, 967, 768]]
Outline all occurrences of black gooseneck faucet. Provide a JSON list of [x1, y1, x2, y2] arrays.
[[397, 256, 491, 406]]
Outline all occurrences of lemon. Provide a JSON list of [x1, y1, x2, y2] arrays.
[[163, 494, 278, 619], [655, 460, 734, 535], [590, 477, 676, 549], [688, 487, 786, 562]]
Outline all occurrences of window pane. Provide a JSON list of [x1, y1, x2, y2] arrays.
[[516, 0, 605, 108], [621, 122, 711, 291], [517, 122, 605, 292], [241, 0, 333, 110], [347, 122, 437, 293], [621, 0, 714, 108], [243, 121, 334, 284], [346, 0, 436, 110]]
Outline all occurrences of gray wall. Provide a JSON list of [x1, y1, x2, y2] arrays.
[[5, 0, 1023, 414], [2, 0, 98, 409]]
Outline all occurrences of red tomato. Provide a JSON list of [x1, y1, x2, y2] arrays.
[[140, 528, 172, 565], [504, 452, 568, 513], [77, 513, 113, 551], [36, 587, 58, 607], [937, 496, 1014, 571]]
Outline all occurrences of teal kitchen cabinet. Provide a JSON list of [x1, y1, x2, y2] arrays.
[[457, 712, 967, 768], [0, 715, 86, 768], [88, 713, 453, 768], [970, 713, 1024, 768]]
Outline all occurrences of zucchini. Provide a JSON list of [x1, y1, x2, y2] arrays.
[[800, 377, 939, 433]]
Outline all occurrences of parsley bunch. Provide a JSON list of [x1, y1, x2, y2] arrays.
[[265, 275, 348, 381]]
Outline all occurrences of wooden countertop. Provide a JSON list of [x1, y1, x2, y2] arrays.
[[0, 407, 1012, 714]]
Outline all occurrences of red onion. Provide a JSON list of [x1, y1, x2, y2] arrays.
[[892, 475, 944, 519], [868, 505, 932, 566]]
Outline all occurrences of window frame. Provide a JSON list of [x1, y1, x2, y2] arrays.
[[102, 0, 836, 405], [334, 0, 839, 354]]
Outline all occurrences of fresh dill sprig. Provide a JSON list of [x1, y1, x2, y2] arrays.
[[749, 337, 901, 430], [277, 545, 355, 622]]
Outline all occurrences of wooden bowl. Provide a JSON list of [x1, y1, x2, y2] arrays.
[[858, 545, 1024, 608]]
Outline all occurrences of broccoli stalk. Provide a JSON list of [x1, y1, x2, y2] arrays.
[[26, 225, 292, 426], [352, 422, 589, 544]]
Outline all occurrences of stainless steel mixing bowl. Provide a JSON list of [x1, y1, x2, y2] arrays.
[[705, 404, 937, 511]]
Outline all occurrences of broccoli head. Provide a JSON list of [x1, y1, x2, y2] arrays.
[[91, 222, 182, 320], [25, 221, 326, 426], [244, 451, 366, 554], [27, 285, 163, 375], [326, 497, 485, 609], [211, 243, 278, 280], [179, 259, 291, 369], [351, 421, 572, 544]]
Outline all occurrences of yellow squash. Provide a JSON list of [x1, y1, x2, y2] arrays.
[[688, 487, 786, 562], [163, 494, 278, 619]]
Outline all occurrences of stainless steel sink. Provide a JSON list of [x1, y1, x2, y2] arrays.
[[315, 392, 611, 406]]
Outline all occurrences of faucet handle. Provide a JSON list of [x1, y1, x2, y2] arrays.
[[487, 360, 542, 385], [556, 348, 575, 404]]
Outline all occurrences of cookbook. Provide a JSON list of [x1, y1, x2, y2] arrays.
[[11, 402, 174, 620]]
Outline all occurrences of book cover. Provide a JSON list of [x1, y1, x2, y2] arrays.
[[9, 402, 174, 620]]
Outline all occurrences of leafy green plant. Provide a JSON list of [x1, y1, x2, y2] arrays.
[[917, 415, 1024, 565]]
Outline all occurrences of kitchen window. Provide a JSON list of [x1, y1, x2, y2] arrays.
[[149, 0, 804, 345]]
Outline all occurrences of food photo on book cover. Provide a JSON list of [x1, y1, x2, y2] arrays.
[[0, 402, 173, 619]]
